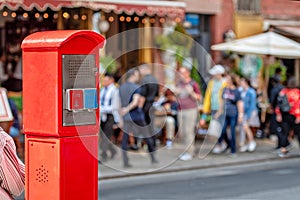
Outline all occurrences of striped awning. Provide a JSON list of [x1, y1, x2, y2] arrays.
[[0, 0, 186, 19]]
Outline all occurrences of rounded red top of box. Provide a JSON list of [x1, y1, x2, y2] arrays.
[[21, 30, 105, 50]]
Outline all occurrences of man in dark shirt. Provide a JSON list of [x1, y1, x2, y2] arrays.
[[138, 63, 159, 149], [119, 68, 158, 168], [269, 76, 284, 148]]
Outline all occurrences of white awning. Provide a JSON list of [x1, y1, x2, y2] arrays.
[[211, 31, 300, 59]]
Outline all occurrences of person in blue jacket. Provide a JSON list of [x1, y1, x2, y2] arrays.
[[239, 77, 258, 152]]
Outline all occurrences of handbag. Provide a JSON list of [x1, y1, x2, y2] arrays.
[[248, 111, 260, 127], [207, 119, 222, 138], [198, 118, 222, 159]]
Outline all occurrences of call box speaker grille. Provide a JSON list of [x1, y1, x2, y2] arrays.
[[67, 59, 91, 79], [62, 54, 96, 89]]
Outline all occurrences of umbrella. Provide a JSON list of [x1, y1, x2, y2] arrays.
[[211, 31, 300, 59], [211, 31, 300, 86]]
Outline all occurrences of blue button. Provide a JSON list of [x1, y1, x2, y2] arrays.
[[84, 89, 98, 109]]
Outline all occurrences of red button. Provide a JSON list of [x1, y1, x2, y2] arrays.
[[67, 89, 84, 110]]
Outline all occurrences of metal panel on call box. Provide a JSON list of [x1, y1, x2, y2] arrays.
[[62, 54, 97, 126]]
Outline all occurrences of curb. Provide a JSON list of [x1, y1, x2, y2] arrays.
[[99, 154, 300, 180]]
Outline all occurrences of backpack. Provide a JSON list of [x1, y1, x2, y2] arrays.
[[277, 94, 290, 112]]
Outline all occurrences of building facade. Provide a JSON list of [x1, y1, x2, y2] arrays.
[[0, 0, 185, 78]]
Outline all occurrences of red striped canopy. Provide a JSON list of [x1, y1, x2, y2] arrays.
[[0, 0, 186, 19]]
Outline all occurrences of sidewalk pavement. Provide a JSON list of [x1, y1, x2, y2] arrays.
[[98, 137, 300, 180]]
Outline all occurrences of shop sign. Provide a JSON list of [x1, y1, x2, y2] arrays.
[[0, 88, 13, 122]]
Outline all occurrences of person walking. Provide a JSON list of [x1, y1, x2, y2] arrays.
[[199, 64, 227, 153], [275, 77, 300, 157], [99, 73, 121, 162], [119, 68, 158, 168], [176, 67, 201, 161], [269, 76, 284, 149], [138, 63, 159, 149], [217, 74, 243, 157], [239, 77, 258, 152]]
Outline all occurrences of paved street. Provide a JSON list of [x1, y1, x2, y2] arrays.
[[99, 137, 300, 179], [99, 157, 300, 200]]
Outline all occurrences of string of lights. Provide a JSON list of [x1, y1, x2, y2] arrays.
[[1, 9, 181, 24]]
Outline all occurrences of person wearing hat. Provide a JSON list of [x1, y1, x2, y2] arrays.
[[200, 64, 228, 153]]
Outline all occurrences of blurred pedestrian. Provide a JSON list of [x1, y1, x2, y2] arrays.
[[138, 63, 159, 149], [99, 72, 121, 162], [0, 127, 25, 199], [199, 64, 227, 153], [275, 77, 300, 157], [153, 88, 178, 149], [0, 48, 8, 85], [255, 88, 268, 139], [239, 77, 258, 152], [176, 67, 201, 161], [2, 55, 22, 92], [268, 67, 282, 99], [269, 76, 284, 149], [217, 74, 243, 157], [260, 67, 283, 139], [119, 68, 158, 168]]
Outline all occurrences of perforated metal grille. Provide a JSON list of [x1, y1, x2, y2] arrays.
[[62, 54, 96, 89], [35, 165, 49, 183], [65, 59, 92, 79]]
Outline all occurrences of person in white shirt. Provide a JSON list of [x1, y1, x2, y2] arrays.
[[99, 73, 122, 162]]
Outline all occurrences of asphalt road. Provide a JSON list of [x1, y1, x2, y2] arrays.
[[99, 157, 300, 200]]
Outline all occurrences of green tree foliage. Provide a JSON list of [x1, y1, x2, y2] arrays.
[[100, 55, 119, 74], [268, 60, 287, 82], [155, 23, 193, 65]]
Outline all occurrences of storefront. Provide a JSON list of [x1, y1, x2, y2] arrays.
[[0, 0, 186, 78]]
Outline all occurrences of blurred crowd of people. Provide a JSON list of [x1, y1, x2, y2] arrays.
[[99, 63, 202, 166], [200, 64, 300, 158], [99, 62, 300, 167]]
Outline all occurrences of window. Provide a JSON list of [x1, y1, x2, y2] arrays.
[[237, 0, 260, 14], [185, 14, 210, 37]]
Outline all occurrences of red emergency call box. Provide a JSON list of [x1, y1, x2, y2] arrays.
[[22, 30, 105, 137], [22, 30, 105, 200]]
